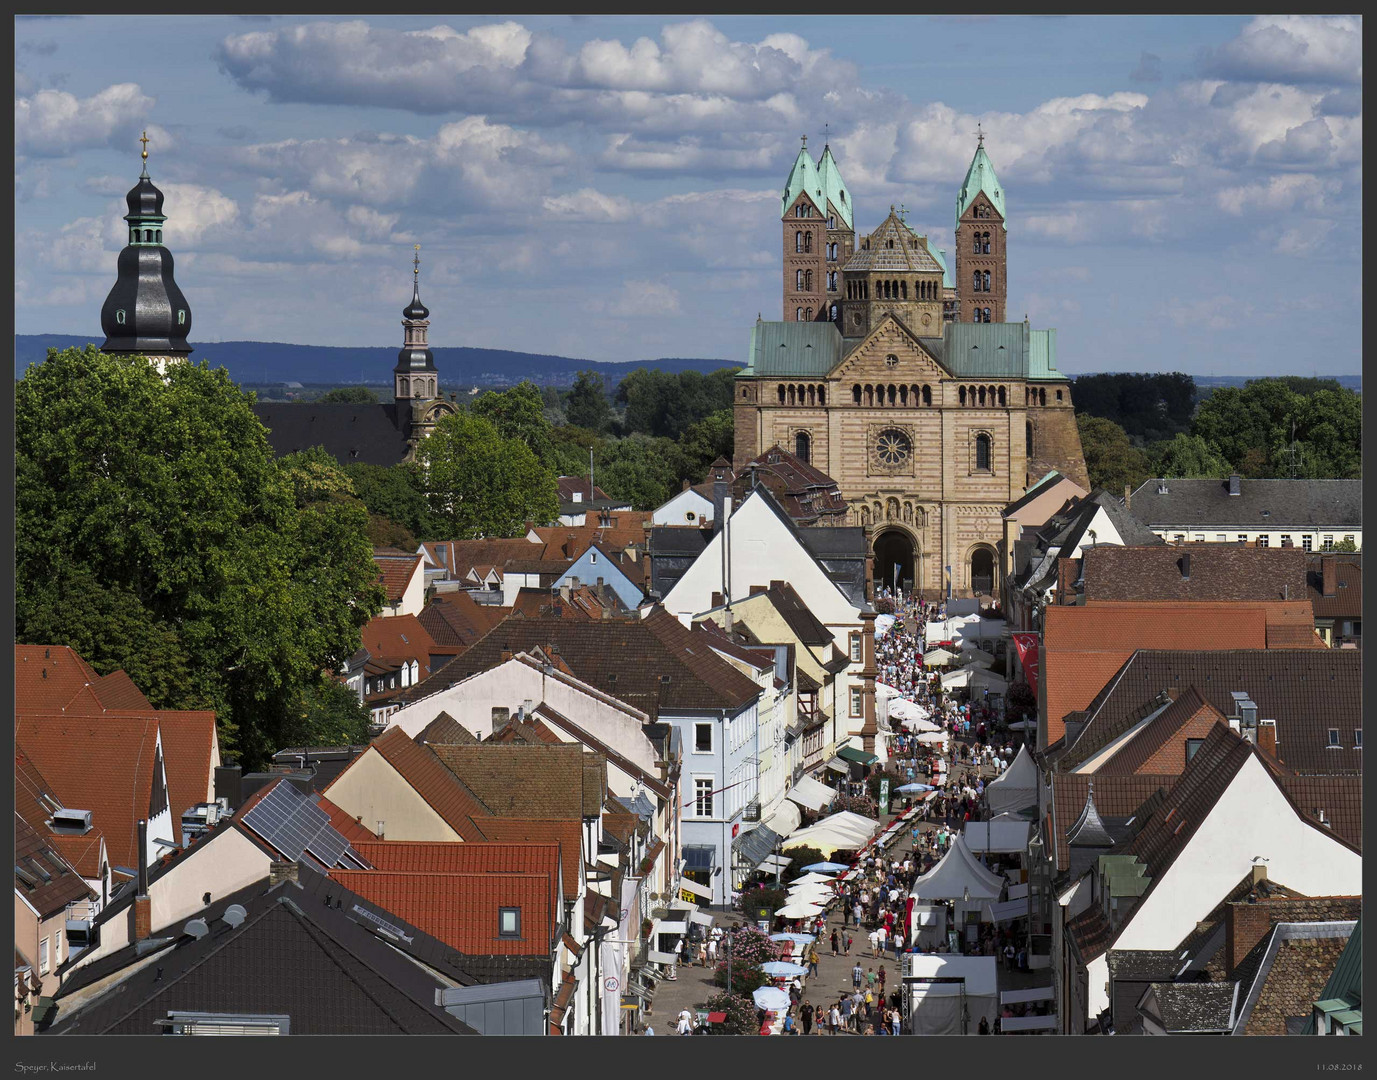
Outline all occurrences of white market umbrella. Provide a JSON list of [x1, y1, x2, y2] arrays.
[[761, 961, 809, 977], [916, 732, 948, 745], [753, 986, 791, 1012], [790, 873, 835, 887], [901, 716, 942, 733], [775, 901, 825, 919]]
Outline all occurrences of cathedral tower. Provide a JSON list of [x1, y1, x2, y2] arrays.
[[99, 133, 193, 371], [954, 129, 1007, 324], [781, 136, 856, 328], [394, 244, 438, 405]]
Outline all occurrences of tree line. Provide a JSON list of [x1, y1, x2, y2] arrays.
[[1075, 374, 1360, 494]]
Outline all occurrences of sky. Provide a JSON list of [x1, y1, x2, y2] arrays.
[[15, 15, 1363, 375]]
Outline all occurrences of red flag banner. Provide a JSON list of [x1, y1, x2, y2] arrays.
[[1011, 633, 1040, 699]]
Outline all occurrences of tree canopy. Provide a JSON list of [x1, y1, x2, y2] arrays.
[[1071, 372, 1196, 445], [318, 385, 379, 404], [472, 381, 556, 469], [615, 367, 739, 439], [16, 346, 383, 766], [1190, 378, 1360, 479], [418, 410, 559, 538], [1076, 414, 1152, 494], [564, 370, 612, 433]]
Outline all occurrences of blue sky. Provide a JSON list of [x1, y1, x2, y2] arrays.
[[15, 15, 1362, 374]]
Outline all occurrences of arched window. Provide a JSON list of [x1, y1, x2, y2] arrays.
[[853, 384, 862, 405], [804, 307, 812, 320], [997, 386, 1006, 406], [983, 232, 991, 254], [978, 386, 986, 406], [804, 232, 813, 253], [899, 385, 908, 406], [807, 385, 816, 406], [1026, 421, 1034, 458], [983, 307, 991, 322], [1057, 389, 1064, 402], [973, 234, 981, 254], [888, 385, 897, 405], [818, 386, 826, 405], [797, 269, 805, 290], [400, 377, 410, 396], [829, 304, 838, 322], [806, 270, 813, 291], [983, 271, 991, 291], [901, 281, 908, 300], [865, 385, 874, 407], [796, 231, 804, 253], [795, 431, 812, 463], [972, 271, 982, 292], [778, 385, 786, 403], [922, 385, 932, 406], [887, 238, 894, 249], [1039, 388, 1047, 406], [155, 230, 162, 243], [796, 307, 804, 321], [177, 309, 186, 326], [975, 433, 991, 471], [788, 385, 796, 405], [959, 386, 966, 406]]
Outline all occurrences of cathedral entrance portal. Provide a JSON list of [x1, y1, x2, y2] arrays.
[[873, 529, 916, 596]]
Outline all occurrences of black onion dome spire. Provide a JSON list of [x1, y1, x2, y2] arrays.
[[100, 132, 192, 358], [395, 245, 436, 377]]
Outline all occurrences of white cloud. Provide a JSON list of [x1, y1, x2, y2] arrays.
[[1162, 296, 1250, 331], [542, 188, 634, 222], [1274, 219, 1336, 256], [1216, 173, 1340, 215], [15, 83, 162, 156], [602, 279, 682, 318], [1201, 16, 1361, 86]]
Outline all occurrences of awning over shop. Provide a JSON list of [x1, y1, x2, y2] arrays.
[[826, 759, 849, 774], [1001, 986, 1055, 1005], [983, 899, 1030, 924], [733, 824, 782, 869], [835, 745, 878, 766], [688, 910, 715, 927], [678, 876, 713, 901], [759, 854, 792, 872], [761, 800, 802, 838], [683, 845, 715, 873], [786, 776, 836, 812], [655, 920, 687, 936]]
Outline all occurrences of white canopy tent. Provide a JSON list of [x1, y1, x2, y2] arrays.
[[775, 901, 824, 919], [874, 614, 897, 637], [875, 681, 902, 725], [790, 872, 836, 887], [958, 646, 997, 666], [909, 834, 1006, 902], [923, 648, 959, 668], [962, 819, 1032, 855], [888, 698, 932, 723], [984, 744, 1039, 815], [904, 954, 999, 1035], [785, 776, 836, 813], [782, 810, 879, 855], [941, 667, 1008, 694], [908, 904, 948, 950]]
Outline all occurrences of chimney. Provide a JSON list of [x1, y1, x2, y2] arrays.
[[1180, 552, 1191, 581], [1251, 861, 1268, 887], [1257, 719, 1277, 759], [682, 478, 691, 492], [214, 762, 243, 811], [268, 861, 299, 886], [501, 650, 514, 662], [711, 591, 724, 608], [1228, 474, 1241, 496], [1224, 899, 1273, 977], [1123, 484, 1131, 511], [749, 584, 768, 596], [712, 477, 727, 536], [133, 819, 151, 941], [1322, 556, 1337, 598], [770, 580, 786, 592]]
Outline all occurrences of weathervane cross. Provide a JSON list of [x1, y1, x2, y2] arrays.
[[140, 130, 150, 159], [973, 122, 984, 148], [414, 243, 421, 276]]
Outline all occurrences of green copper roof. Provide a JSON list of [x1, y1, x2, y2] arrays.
[[816, 145, 853, 230], [917, 322, 1065, 381], [743, 320, 843, 377], [956, 143, 1006, 229], [781, 145, 824, 220], [1304, 919, 1361, 1034]]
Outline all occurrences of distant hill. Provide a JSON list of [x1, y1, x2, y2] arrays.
[[14, 335, 737, 388], [16, 337, 1359, 392], [1074, 371, 1361, 391]]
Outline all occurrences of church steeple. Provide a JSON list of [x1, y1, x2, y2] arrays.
[[99, 132, 193, 367], [395, 245, 437, 404], [954, 129, 1007, 323]]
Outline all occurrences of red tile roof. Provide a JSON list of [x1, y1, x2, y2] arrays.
[[1041, 603, 1308, 745], [327, 870, 554, 956], [14, 645, 102, 713], [470, 819, 583, 896], [143, 710, 218, 842], [374, 551, 424, 603], [359, 613, 437, 669], [351, 840, 561, 883], [529, 516, 649, 561], [15, 713, 161, 872], [15, 813, 95, 919], [418, 592, 506, 653], [90, 669, 154, 711]]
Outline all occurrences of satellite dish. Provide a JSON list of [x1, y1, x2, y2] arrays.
[[222, 904, 248, 928], [183, 918, 209, 939]]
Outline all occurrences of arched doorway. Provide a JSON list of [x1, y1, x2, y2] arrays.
[[969, 546, 995, 597], [874, 529, 916, 595]]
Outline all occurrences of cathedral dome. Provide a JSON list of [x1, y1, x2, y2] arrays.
[[125, 174, 165, 219]]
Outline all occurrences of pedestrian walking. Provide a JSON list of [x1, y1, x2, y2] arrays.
[[829, 1003, 841, 1035], [831, 929, 839, 956], [852, 961, 863, 990], [676, 1008, 693, 1035], [643, 1024, 655, 1035], [840, 996, 853, 1031], [845, 933, 854, 956], [808, 946, 819, 977], [867, 929, 879, 957], [801, 1001, 814, 1035]]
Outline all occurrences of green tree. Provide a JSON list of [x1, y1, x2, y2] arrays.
[[418, 411, 558, 537], [472, 381, 556, 468], [594, 433, 686, 510], [1333, 537, 1359, 552], [1071, 372, 1197, 445], [16, 346, 384, 767], [343, 462, 438, 539], [318, 386, 380, 404], [702, 991, 757, 1035], [565, 370, 613, 433], [1148, 433, 1232, 479], [1076, 414, 1152, 493], [616, 367, 739, 439], [278, 677, 372, 748], [678, 408, 735, 480], [1191, 378, 1361, 479], [548, 424, 603, 479]]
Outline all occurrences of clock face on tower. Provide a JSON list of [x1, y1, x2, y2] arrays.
[[876, 428, 912, 466]]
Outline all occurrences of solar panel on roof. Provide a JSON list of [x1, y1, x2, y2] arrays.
[[242, 782, 365, 868]]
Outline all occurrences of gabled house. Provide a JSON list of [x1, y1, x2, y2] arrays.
[[1053, 723, 1361, 1032], [14, 814, 96, 1033], [44, 863, 480, 1035], [356, 613, 439, 728], [1308, 552, 1361, 648], [552, 541, 645, 610], [999, 470, 1089, 578], [375, 548, 426, 617], [555, 476, 632, 527], [653, 480, 715, 527]]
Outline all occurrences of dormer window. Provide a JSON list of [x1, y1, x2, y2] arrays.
[[499, 907, 522, 938]]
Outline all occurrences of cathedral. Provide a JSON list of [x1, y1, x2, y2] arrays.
[[735, 135, 1089, 601], [98, 138, 455, 467]]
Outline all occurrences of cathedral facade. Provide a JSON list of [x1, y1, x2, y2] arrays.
[[735, 137, 1089, 601]]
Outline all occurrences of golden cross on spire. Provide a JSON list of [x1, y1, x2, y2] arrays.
[[414, 243, 421, 276], [140, 130, 150, 159], [974, 122, 984, 148]]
